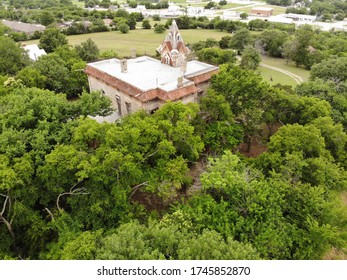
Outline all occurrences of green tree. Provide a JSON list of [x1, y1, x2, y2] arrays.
[[258, 29, 288, 57], [39, 10, 55, 26], [240, 12, 248, 20], [33, 54, 70, 93], [182, 150, 345, 259], [310, 57, 347, 84], [118, 22, 130, 33], [16, 66, 46, 88], [310, 117, 347, 167], [296, 78, 347, 127], [75, 38, 100, 62], [229, 28, 252, 54], [210, 65, 269, 151], [196, 90, 243, 153], [39, 28, 68, 53], [0, 86, 111, 258], [219, 36, 232, 49], [283, 25, 314, 69], [142, 19, 151, 29], [0, 36, 29, 75], [197, 48, 236, 65], [154, 24, 166, 34], [240, 45, 261, 70]]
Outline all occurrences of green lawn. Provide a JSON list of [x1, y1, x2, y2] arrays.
[[26, 29, 230, 57], [72, 0, 85, 8], [257, 66, 298, 88], [261, 56, 310, 81]]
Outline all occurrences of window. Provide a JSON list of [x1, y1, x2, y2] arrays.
[[116, 95, 122, 116], [125, 102, 131, 114]]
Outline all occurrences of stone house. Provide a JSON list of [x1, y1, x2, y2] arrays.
[[85, 21, 219, 118]]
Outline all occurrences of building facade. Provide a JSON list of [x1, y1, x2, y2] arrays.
[[85, 21, 219, 118], [250, 7, 274, 17]]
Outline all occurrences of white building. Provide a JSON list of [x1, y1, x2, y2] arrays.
[[284, 13, 316, 23], [22, 44, 47, 61]]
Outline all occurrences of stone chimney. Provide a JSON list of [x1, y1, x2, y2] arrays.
[[120, 59, 127, 73], [131, 48, 136, 58], [180, 58, 187, 74], [177, 76, 183, 88]]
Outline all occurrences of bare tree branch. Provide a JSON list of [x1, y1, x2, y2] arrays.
[[1, 195, 8, 215], [0, 194, 15, 240], [44, 208, 54, 221], [129, 182, 148, 199], [56, 181, 89, 212]]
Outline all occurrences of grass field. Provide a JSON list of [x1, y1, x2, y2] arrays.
[[257, 66, 298, 88], [72, 0, 85, 8], [261, 55, 310, 81], [26, 29, 230, 57]]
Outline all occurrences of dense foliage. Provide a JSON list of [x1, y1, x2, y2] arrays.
[[0, 1, 347, 261]]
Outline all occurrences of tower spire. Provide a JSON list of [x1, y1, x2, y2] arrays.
[[156, 20, 190, 67]]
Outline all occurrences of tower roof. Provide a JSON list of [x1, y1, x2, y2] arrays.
[[169, 20, 179, 34], [157, 20, 190, 67]]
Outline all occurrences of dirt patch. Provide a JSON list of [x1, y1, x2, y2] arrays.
[[341, 191, 347, 205], [238, 137, 268, 158], [238, 123, 282, 158], [323, 247, 347, 260], [186, 158, 208, 196], [130, 190, 169, 212]]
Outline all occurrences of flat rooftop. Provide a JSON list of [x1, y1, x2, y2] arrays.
[[87, 56, 218, 92]]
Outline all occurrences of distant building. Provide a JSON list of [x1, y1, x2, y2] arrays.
[[250, 7, 274, 17], [284, 13, 316, 23], [1, 20, 46, 36], [22, 44, 47, 61], [85, 21, 218, 118], [186, 6, 205, 15]]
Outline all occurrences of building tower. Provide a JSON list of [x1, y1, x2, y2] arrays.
[[157, 20, 190, 67]]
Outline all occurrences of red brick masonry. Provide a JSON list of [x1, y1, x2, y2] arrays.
[[85, 66, 219, 103]]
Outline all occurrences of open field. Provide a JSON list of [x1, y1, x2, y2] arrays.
[[257, 65, 298, 88], [26, 29, 230, 57], [72, 0, 85, 8], [261, 55, 310, 81]]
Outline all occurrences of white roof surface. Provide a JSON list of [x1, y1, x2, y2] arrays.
[[88, 56, 218, 92], [23, 44, 47, 61]]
